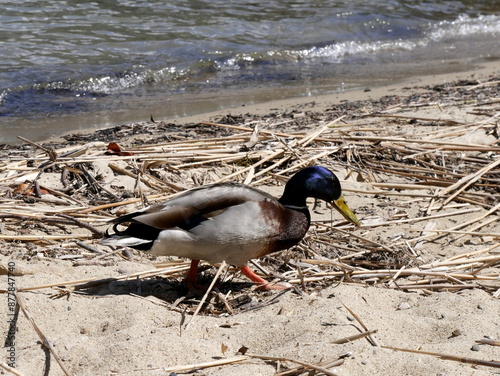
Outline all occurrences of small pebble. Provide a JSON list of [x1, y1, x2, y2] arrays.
[[477, 304, 484, 310], [471, 344, 480, 351], [117, 266, 131, 274], [451, 329, 462, 337], [397, 302, 411, 310]]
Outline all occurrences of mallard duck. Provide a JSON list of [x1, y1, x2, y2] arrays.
[[101, 166, 360, 289]]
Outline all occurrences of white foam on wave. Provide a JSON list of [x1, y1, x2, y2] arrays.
[[281, 14, 500, 62], [214, 14, 500, 68], [31, 66, 184, 95], [427, 14, 500, 41]]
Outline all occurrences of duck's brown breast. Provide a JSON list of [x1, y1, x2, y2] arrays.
[[256, 200, 310, 258]]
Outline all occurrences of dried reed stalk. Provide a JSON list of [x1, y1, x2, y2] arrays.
[[184, 261, 227, 330], [382, 346, 500, 369], [339, 301, 379, 347], [0, 362, 26, 376], [475, 338, 500, 346], [0, 234, 93, 241], [332, 329, 379, 344], [274, 357, 345, 376], [437, 158, 500, 206], [15, 293, 74, 376], [247, 353, 339, 376], [405, 228, 500, 238], [161, 355, 250, 372]]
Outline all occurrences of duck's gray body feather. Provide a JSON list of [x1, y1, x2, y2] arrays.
[[102, 183, 309, 266]]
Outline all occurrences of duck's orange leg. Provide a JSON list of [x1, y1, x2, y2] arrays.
[[184, 259, 201, 291], [240, 265, 288, 290]]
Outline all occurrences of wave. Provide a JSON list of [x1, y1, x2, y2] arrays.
[[428, 14, 500, 41], [1, 13, 499, 104]]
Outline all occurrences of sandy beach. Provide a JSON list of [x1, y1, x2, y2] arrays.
[[1, 61, 499, 376]]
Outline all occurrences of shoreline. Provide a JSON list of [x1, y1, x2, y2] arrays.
[[56, 59, 500, 144], [2, 59, 499, 146]]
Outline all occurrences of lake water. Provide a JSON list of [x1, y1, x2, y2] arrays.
[[1, 0, 500, 143]]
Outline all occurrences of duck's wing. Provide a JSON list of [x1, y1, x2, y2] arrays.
[[110, 183, 275, 230]]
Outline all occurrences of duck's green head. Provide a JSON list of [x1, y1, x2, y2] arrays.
[[280, 166, 360, 226]]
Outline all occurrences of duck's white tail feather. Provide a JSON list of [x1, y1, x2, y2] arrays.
[[100, 236, 151, 248]]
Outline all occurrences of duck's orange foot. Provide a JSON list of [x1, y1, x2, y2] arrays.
[[240, 265, 291, 291], [183, 259, 208, 295]]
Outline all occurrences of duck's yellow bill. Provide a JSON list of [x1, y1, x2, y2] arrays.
[[331, 194, 361, 226]]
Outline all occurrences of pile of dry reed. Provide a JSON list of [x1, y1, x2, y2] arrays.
[[0, 78, 499, 302], [1, 77, 499, 375]]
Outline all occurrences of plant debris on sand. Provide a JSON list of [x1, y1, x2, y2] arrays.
[[1, 74, 499, 375]]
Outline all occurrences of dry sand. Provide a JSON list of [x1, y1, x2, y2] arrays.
[[1, 61, 499, 376]]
